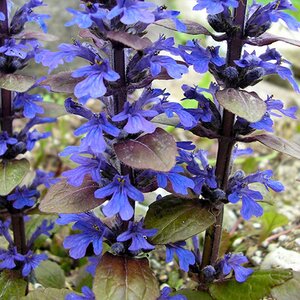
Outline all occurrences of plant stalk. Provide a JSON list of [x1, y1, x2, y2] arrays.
[[0, 0, 27, 256], [200, 0, 248, 272]]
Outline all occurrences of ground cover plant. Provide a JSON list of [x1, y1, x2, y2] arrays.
[[1, 0, 300, 299]]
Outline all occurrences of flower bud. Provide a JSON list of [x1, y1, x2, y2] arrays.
[[239, 67, 265, 88], [202, 265, 216, 283], [111, 242, 125, 255]]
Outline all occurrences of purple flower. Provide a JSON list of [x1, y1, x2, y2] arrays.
[[117, 219, 157, 251], [0, 132, 17, 156], [62, 154, 104, 186], [66, 286, 95, 300], [107, 0, 157, 25], [0, 12, 5, 21], [27, 220, 54, 248], [154, 7, 186, 32], [74, 113, 120, 154], [72, 59, 120, 99], [22, 251, 47, 277], [13, 92, 44, 119], [7, 187, 39, 209], [26, 129, 51, 151], [155, 166, 195, 195], [0, 39, 28, 59], [180, 41, 225, 74], [193, 0, 239, 14], [0, 247, 24, 270], [158, 287, 187, 300], [221, 253, 253, 282], [57, 213, 113, 259], [31, 170, 59, 188], [112, 88, 162, 134], [0, 220, 13, 244], [95, 174, 144, 221], [166, 242, 195, 272]]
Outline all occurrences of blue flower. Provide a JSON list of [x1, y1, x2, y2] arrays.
[[72, 59, 120, 99], [0, 132, 17, 156], [7, 186, 39, 209], [193, 0, 239, 14], [13, 92, 44, 118], [117, 219, 157, 251], [74, 113, 120, 154], [107, 0, 157, 25], [158, 287, 187, 300], [155, 166, 195, 195], [250, 96, 297, 132], [62, 154, 105, 186], [0, 220, 13, 244], [221, 253, 253, 282], [0, 39, 28, 59], [0, 247, 24, 270], [27, 220, 54, 248], [0, 12, 5, 21], [166, 242, 195, 272], [22, 251, 47, 277], [95, 174, 144, 220], [154, 7, 186, 32], [180, 41, 225, 74], [65, 4, 107, 29], [26, 129, 51, 151], [31, 170, 59, 188], [66, 286, 95, 300], [112, 88, 161, 134], [57, 213, 113, 259]]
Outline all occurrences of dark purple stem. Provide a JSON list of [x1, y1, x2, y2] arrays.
[[0, 0, 27, 256], [200, 0, 248, 273]]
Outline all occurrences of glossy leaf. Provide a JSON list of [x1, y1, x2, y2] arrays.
[[271, 272, 300, 300], [39, 178, 103, 214], [144, 196, 216, 244], [209, 269, 293, 300], [0, 73, 35, 93], [107, 31, 152, 50], [259, 209, 289, 242], [247, 134, 300, 160], [35, 261, 65, 289], [21, 288, 70, 300], [151, 114, 180, 127], [216, 89, 266, 122], [93, 253, 160, 300], [41, 72, 82, 93], [114, 128, 177, 172], [172, 289, 213, 300], [0, 159, 30, 196], [0, 270, 27, 300], [248, 33, 300, 48], [38, 102, 66, 118]]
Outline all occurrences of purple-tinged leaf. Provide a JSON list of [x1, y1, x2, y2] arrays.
[[0, 159, 30, 196], [37, 102, 66, 118], [93, 253, 160, 300], [14, 31, 58, 42], [41, 72, 83, 94], [242, 134, 300, 160], [247, 33, 300, 48], [114, 128, 177, 172], [0, 73, 36, 93], [79, 29, 106, 49], [39, 178, 104, 214], [216, 89, 266, 123], [144, 196, 216, 244], [107, 31, 152, 51]]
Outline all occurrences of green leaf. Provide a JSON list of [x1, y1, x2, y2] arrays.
[[271, 272, 300, 300], [144, 196, 216, 244], [0, 270, 27, 300], [172, 289, 213, 300], [40, 178, 104, 214], [93, 253, 160, 300], [216, 89, 266, 122], [21, 288, 70, 300], [0, 158, 30, 196], [209, 269, 293, 300], [37, 102, 66, 118], [35, 261, 65, 289], [114, 128, 177, 172], [259, 209, 289, 242], [0, 73, 36, 92]]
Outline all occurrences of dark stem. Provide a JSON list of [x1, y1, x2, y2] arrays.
[[0, 0, 27, 256], [200, 0, 248, 273]]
